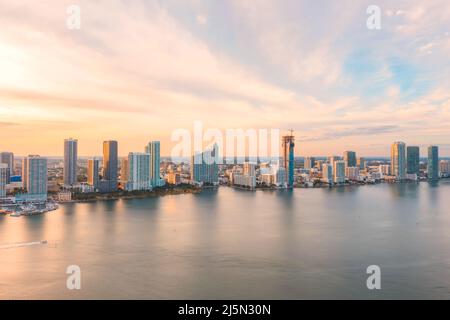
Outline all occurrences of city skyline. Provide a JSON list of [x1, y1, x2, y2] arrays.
[[1, 1, 450, 157]]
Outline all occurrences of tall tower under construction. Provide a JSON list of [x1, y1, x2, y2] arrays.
[[282, 131, 295, 187]]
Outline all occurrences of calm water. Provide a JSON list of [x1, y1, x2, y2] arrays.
[[1, 181, 450, 299]]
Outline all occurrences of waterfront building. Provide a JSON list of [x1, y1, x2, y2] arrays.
[[345, 166, 359, 180], [391, 142, 406, 180], [63, 138, 78, 186], [25, 155, 48, 200], [379, 164, 391, 177], [191, 143, 219, 185], [322, 163, 333, 184], [126, 152, 151, 191], [304, 157, 315, 170], [102, 140, 118, 192], [22, 157, 28, 190], [243, 162, 256, 176], [232, 173, 256, 189], [232, 161, 257, 189], [166, 170, 181, 185], [343, 151, 357, 168], [120, 158, 129, 182], [0, 152, 14, 183], [282, 132, 295, 187], [0, 163, 7, 197], [333, 160, 345, 184], [357, 157, 366, 170], [145, 141, 161, 187], [406, 146, 420, 176], [87, 158, 100, 189], [440, 160, 450, 175], [428, 146, 439, 180]]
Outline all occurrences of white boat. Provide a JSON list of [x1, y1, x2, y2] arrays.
[[10, 211, 21, 217]]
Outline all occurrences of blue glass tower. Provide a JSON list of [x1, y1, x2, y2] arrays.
[[282, 132, 295, 187]]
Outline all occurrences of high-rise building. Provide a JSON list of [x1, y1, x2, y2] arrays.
[[322, 163, 333, 184], [379, 164, 391, 176], [440, 160, 450, 174], [102, 140, 118, 191], [64, 138, 78, 186], [145, 141, 161, 187], [428, 146, 439, 180], [22, 157, 28, 190], [87, 158, 100, 189], [304, 157, 315, 170], [282, 131, 295, 187], [243, 162, 256, 176], [333, 160, 345, 184], [345, 167, 359, 180], [0, 152, 14, 183], [406, 146, 420, 176], [328, 156, 341, 167], [391, 142, 406, 180], [0, 163, 7, 197], [357, 157, 366, 170], [343, 151, 357, 168], [127, 153, 151, 191], [120, 158, 129, 183], [191, 143, 219, 185], [26, 155, 47, 196]]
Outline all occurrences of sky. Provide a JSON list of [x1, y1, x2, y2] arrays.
[[0, 0, 449, 157]]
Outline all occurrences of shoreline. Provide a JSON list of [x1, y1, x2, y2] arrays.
[[58, 186, 202, 204]]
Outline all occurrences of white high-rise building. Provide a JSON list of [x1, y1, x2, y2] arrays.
[[333, 160, 345, 184], [345, 166, 359, 180], [322, 163, 333, 184], [64, 138, 78, 186], [127, 153, 151, 191]]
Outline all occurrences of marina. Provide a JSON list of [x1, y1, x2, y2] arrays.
[[0, 202, 59, 217]]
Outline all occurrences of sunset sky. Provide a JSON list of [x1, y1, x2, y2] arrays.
[[1, 0, 449, 157]]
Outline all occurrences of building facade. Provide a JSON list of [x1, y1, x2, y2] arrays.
[[391, 142, 406, 180], [145, 141, 161, 187], [191, 144, 219, 185], [282, 132, 295, 187], [333, 160, 345, 184], [0, 152, 14, 183], [87, 158, 100, 190], [102, 140, 118, 192], [64, 138, 78, 186], [343, 151, 357, 168], [406, 146, 420, 176], [26, 155, 48, 198], [126, 153, 151, 191], [0, 163, 7, 197], [428, 145, 439, 180]]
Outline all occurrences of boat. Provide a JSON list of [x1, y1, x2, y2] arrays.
[[10, 211, 21, 217]]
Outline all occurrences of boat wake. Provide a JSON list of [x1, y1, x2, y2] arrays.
[[0, 240, 48, 250]]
